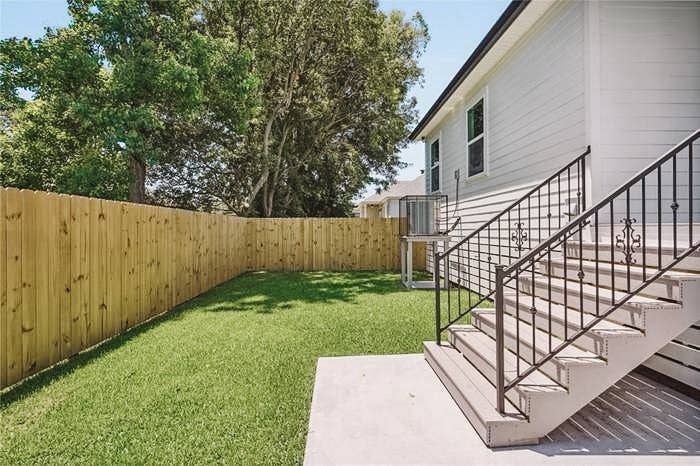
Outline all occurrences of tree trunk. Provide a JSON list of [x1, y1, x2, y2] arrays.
[[264, 186, 275, 217], [128, 155, 146, 204]]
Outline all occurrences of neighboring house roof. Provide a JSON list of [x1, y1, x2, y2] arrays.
[[359, 175, 425, 205], [410, 0, 556, 141]]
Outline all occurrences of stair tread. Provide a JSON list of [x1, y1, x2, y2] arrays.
[[502, 293, 644, 337], [576, 241, 700, 257], [525, 276, 682, 310], [423, 341, 526, 422], [449, 325, 566, 393], [473, 309, 606, 365], [543, 256, 700, 281]]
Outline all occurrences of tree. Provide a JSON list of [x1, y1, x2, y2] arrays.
[[0, 0, 258, 202], [1, 0, 426, 215], [151, 0, 428, 216]]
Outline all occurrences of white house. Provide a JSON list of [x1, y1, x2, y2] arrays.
[[357, 174, 424, 218], [413, 0, 698, 221], [411, 0, 700, 447]]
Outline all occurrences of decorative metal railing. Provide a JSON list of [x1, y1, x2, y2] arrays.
[[433, 147, 590, 343], [493, 128, 700, 413]]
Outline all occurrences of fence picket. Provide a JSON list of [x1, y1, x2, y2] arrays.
[[21, 190, 37, 377], [0, 188, 6, 387], [5, 188, 21, 385]]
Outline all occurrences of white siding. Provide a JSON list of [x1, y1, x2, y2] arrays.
[[426, 1, 586, 234], [595, 1, 700, 202], [425, 1, 587, 270]]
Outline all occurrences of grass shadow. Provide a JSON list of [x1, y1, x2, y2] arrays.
[[0, 293, 199, 407], [0, 270, 411, 405], [198, 270, 409, 314]]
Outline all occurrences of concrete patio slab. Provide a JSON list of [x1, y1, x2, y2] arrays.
[[304, 354, 699, 465]]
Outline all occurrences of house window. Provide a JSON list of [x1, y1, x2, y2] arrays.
[[467, 98, 485, 177], [430, 139, 440, 192]]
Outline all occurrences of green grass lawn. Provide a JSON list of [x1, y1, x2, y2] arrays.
[[0, 271, 489, 464]]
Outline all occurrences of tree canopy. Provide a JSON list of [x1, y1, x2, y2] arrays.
[[0, 0, 427, 216]]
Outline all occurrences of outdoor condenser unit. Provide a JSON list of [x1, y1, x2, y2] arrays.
[[399, 194, 450, 289], [399, 194, 447, 237]]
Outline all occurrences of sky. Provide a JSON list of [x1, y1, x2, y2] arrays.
[[0, 0, 509, 192]]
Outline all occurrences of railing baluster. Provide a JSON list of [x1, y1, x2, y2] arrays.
[[567, 166, 571, 223], [518, 202, 521, 258], [477, 232, 482, 296], [581, 154, 587, 211], [516, 272, 520, 376], [547, 247, 552, 352], [467, 241, 472, 309], [576, 161, 581, 218], [528, 197, 531, 251], [595, 211, 599, 316], [690, 144, 694, 248], [548, 180, 552, 238], [457, 242, 462, 315], [626, 188, 631, 293], [610, 201, 615, 305], [498, 215, 502, 270], [563, 230, 568, 339], [538, 190, 542, 246], [558, 174, 562, 230], [508, 210, 511, 265], [658, 166, 662, 268], [488, 224, 493, 289], [673, 153, 678, 258], [531, 263, 536, 365], [495, 265, 505, 414], [579, 223, 584, 329], [642, 177, 647, 281], [447, 256, 452, 325], [435, 254, 441, 345]]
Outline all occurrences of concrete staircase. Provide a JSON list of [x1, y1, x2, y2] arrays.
[[424, 243, 700, 447]]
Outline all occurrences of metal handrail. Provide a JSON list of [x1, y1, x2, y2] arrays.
[[505, 129, 700, 275], [434, 147, 590, 343], [439, 146, 590, 259], [494, 128, 700, 413]]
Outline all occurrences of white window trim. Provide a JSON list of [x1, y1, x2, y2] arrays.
[[429, 132, 442, 193], [465, 88, 489, 181]]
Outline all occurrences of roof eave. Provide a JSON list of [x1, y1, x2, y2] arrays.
[[408, 0, 531, 141]]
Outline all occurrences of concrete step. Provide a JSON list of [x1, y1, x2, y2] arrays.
[[566, 241, 700, 273], [501, 293, 644, 356], [541, 256, 700, 301], [446, 325, 567, 416], [423, 341, 536, 447], [471, 309, 606, 388], [519, 276, 680, 328]]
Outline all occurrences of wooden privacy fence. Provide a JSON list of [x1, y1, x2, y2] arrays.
[[245, 218, 424, 271], [0, 188, 425, 389]]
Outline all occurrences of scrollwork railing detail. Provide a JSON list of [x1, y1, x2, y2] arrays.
[[615, 217, 641, 265]]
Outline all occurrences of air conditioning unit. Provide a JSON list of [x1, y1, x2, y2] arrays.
[[399, 195, 448, 237]]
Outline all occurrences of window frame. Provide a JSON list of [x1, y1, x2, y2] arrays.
[[465, 89, 488, 180], [429, 133, 442, 193]]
